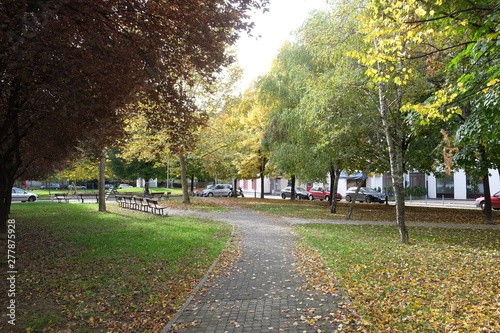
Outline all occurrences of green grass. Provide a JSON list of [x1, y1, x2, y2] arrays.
[[295, 224, 500, 332], [4, 202, 232, 332]]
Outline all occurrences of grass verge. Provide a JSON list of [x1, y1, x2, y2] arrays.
[[295, 224, 500, 332], [1, 202, 231, 332]]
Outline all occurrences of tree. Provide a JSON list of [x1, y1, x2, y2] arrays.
[[389, 0, 500, 223], [1, 0, 268, 234], [350, 0, 465, 243], [297, 5, 390, 214]]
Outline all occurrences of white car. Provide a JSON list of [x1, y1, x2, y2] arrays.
[[12, 187, 38, 202], [118, 184, 134, 189], [203, 184, 232, 197], [68, 185, 87, 190]]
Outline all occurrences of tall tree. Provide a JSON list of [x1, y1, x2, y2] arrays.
[[351, 0, 460, 243]]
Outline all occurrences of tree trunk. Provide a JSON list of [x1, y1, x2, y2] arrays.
[[1, 144, 21, 237], [98, 151, 106, 212], [190, 174, 195, 195], [376, 68, 408, 244], [291, 175, 296, 201], [0, 181, 14, 238], [260, 172, 265, 199], [345, 174, 367, 220], [179, 154, 190, 204], [482, 173, 493, 224], [330, 167, 341, 214]]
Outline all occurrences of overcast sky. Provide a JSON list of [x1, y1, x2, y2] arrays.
[[234, 0, 328, 91]]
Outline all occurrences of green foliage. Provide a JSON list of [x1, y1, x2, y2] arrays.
[[405, 185, 427, 197], [107, 149, 167, 182]]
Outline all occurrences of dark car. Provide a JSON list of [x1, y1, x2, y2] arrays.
[[475, 191, 500, 210], [308, 186, 342, 201], [280, 187, 309, 200], [345, 187, 386, 203]]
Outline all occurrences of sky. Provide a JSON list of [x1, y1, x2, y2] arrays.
[[234, 0, 328, 91]]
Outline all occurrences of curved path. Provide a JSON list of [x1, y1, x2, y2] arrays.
[[162, 209, 349, 333], [162, 208, 499, 333]]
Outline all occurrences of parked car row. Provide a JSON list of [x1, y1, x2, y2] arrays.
[[280, 186, 387, 204], [281, 186, 343, 201]]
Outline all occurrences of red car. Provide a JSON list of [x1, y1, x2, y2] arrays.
[[308, 186, 342, 201], [475, 191, 500, 210]]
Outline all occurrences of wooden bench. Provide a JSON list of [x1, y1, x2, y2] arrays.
[[53, 193, 69, 203], [115, 195, 125, 207], [133, 196, 149, 212], [121, 195, 133, 209], [150, 192, 164, 200], [77, 192, 99, 203], [146, 198, 166, 215]]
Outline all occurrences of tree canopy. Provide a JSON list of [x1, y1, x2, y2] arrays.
[[0, 0, 268, 233]]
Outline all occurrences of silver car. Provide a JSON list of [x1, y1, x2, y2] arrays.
[[203, 184, 232, 197], [12, 187, 38, 202], [345, 187, 386, 203]]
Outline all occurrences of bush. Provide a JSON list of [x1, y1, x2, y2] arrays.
[[405, 186, 427, 197]]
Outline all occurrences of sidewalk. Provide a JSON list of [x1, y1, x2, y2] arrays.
[[162, 209, 350, 332], [161, 207, 499, 332]]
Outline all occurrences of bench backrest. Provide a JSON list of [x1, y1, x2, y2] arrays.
[[146, 198, 158, 206]]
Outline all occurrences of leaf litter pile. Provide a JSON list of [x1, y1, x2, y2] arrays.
[[295, 224, 500, 332]]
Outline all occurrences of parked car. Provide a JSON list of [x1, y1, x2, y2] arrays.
[[68, 185, 87, 190], [308, 186, 342, 201], [104, 184, 114, 190], [12, 187, 38, 202], [118, 184, 134, 189], [197, 185, 214, 197], [280, 187, 309, 200], [475, 191, 500, 210], [40, 183, 60, 190], [203, 184, 232, 197], [345, 187, 386, 203]]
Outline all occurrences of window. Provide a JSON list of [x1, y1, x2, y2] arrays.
[[436, 173, 454, 198]]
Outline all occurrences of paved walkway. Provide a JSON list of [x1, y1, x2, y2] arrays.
[[162, 209, 350, 333], [161, 208, 500, 333]]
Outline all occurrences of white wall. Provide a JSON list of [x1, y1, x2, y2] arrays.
[[427, 174, 437, 198], [454, 170, 467, 199]]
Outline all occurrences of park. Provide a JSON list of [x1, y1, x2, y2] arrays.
[[3, 197, 500, 331], [2, 0, 500, 332]]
